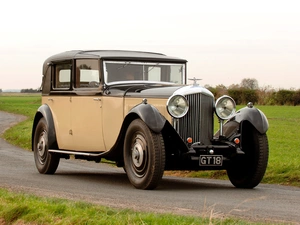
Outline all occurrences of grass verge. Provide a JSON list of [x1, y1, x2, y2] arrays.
[[0, 188, 272, 225]]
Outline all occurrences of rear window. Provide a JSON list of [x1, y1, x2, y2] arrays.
[[54, 64, 72, 89]]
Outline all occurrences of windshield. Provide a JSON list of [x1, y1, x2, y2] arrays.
[[103, 61, 185, 84]]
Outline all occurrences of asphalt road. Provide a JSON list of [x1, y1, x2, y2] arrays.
[[0, 111, 300, 224]]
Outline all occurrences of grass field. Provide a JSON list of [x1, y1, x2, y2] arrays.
[[0, 93, 40, 149], [0, 94, 298, 224]]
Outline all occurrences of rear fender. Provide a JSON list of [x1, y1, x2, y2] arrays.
[[31, 104, 57, 151]]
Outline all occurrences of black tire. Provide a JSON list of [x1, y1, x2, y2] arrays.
[[227, 123, 269, 188], [124, 119, 165, 190], [33, 117, 60, 174]]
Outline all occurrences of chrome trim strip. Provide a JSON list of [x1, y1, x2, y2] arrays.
[[49, 149, 106, 157], [172, 85, 214, 98]]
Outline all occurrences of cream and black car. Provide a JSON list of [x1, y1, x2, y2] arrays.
[[32, 50, 269, 190]]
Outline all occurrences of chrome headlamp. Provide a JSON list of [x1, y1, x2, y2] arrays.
[[167, 95, 189, 118], [215, 95, 236, 120]]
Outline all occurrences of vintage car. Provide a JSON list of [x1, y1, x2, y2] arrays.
[[32, 50, 269, 190]]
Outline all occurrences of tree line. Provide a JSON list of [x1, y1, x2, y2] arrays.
[[0, 88, 39, 93], [206, 78, 300, 106], [20, 88, 39, 93]]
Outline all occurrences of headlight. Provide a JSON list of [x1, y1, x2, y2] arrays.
[[215, 95, 236, 120], [167, 95, 189, 118]]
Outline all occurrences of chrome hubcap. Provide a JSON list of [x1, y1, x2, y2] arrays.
[[36, 131, 47, 164], [132, 141, 144, 167], [130, 134, 148, 177]]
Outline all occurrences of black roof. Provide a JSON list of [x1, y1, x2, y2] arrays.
[[43, 50, 187, 75], [46, 50, 187, 60], [43, 50, 187, 71]]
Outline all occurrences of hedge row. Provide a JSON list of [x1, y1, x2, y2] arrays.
[[208, 87, 300, 106]]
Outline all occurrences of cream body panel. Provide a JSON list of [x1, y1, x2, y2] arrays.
[[101, 97, 124, 149], [71, 96, 105, 151], [44, 95, 172, 152], [124, 97, 172, 123], [102, 97, 172, 150], [42, 96, 72, 149]]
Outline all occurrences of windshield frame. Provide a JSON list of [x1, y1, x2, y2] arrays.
[[103, 60, 186, 85]]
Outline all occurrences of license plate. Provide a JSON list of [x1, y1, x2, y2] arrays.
[[199, 155, 223, 166]]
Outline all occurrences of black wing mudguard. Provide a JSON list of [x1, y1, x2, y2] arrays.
[[128, 102, 167, 133], [102, 102, 167, 161], [224, 106, 269, 136], [31, 104, 57, 151], [129, 103, 189, 153]]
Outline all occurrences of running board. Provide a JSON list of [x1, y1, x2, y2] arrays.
[[48, 149, 106, 157]]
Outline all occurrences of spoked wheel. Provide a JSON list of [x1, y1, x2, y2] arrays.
[[124, 119, 165, 190], [227, 123, 269, 188], [33, 117, 60, 174]]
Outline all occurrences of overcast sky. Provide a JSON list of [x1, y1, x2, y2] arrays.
[[1, 0, 299, 90]]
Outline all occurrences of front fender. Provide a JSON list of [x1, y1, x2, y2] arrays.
[[31, 104, 57, 150], [229, 106, 269, 134], [101, 102, 167, 161], [128, 102, 166, 133]]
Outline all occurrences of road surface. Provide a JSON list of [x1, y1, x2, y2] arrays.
[[0, 111, 299, 224]]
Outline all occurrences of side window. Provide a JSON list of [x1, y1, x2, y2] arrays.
[[75, 59, 100, 88], [54, 63, 72, 89]]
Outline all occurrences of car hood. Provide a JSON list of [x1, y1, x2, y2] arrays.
[[106, 82, 214, 99], [106, 83, 183, 98]]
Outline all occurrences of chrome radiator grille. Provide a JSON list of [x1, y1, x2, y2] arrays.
[[176, 93, 214, 145]]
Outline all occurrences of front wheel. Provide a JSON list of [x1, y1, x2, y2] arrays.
[[227, 123, 269, 188], [124, 119, 165, 190], [33, 117, 60, 174]]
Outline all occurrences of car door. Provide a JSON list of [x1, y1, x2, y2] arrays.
[[70, 59, 105, 151]]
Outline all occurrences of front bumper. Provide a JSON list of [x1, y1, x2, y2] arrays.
[[165, 137, 244, 170]]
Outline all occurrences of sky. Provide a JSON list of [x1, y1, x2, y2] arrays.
[[1, 0, 300, 90]]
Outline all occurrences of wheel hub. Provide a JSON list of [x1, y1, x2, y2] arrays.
[[36, 131, 47, 164], [132, 141, 144, 167]]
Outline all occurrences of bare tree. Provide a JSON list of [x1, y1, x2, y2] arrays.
[[228, 83, 240, 89], [240, 78, 259, 90]]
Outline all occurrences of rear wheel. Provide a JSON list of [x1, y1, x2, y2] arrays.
[[33, 117, 60, 174], [227, 123, 269, 188], [124, 119, 165, 190]]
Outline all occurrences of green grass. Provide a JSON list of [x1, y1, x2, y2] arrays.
[[0, 94, 40, 149], [0, 188, 272, 225], [0, 93, 40, 116], [259, 106, 300, 186]]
